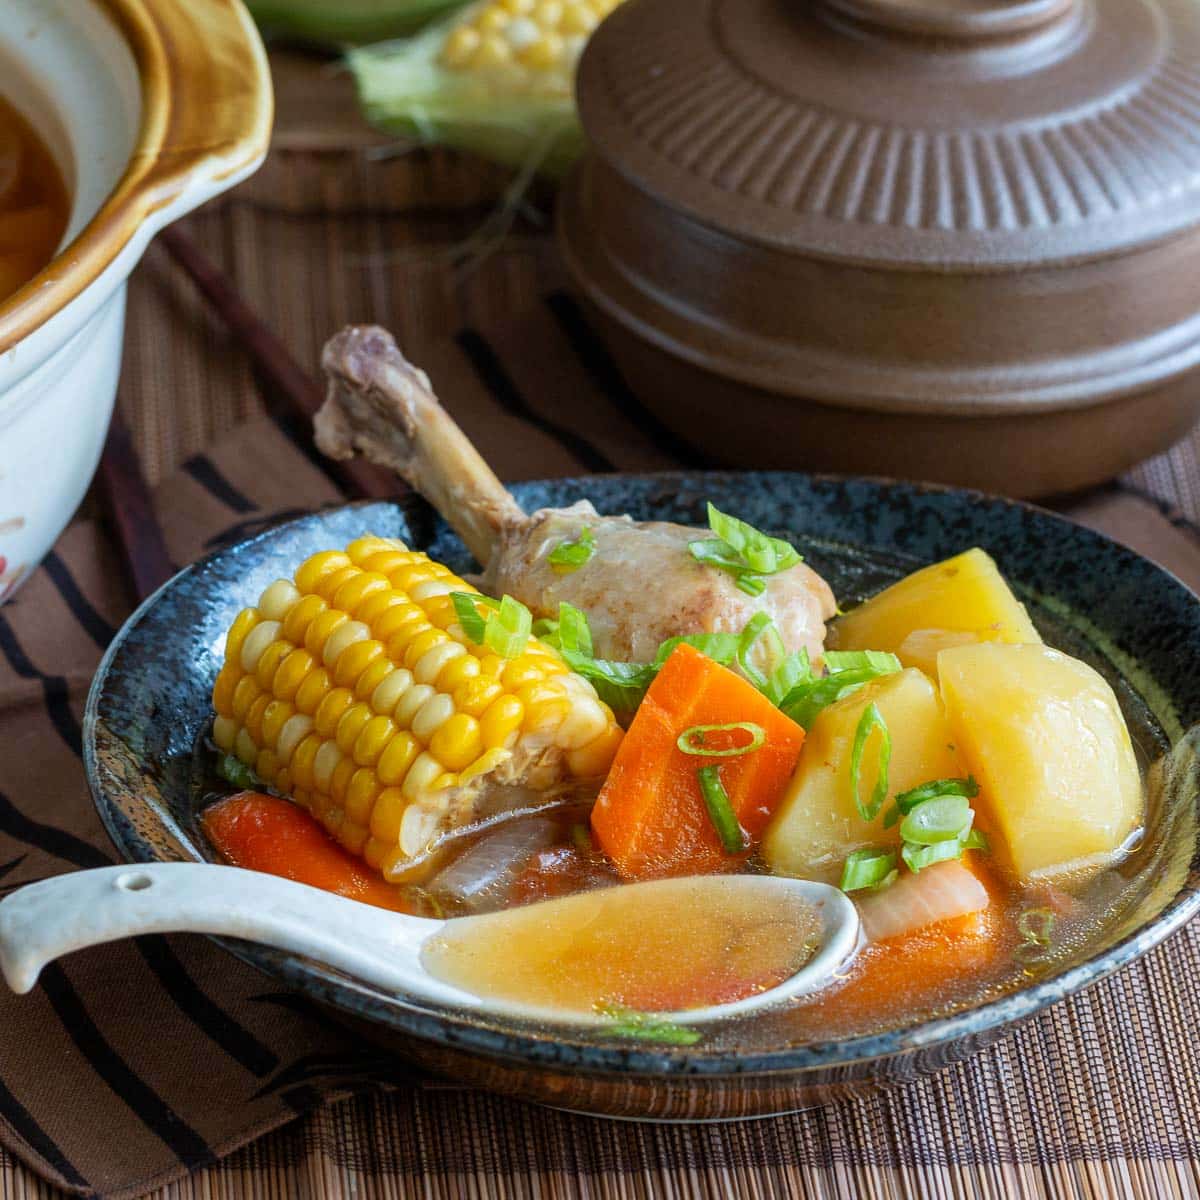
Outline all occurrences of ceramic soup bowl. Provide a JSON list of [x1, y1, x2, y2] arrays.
[[0, 0, 272, 601]]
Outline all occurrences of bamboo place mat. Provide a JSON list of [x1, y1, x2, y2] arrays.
[[6, 47, 1200, 1200]]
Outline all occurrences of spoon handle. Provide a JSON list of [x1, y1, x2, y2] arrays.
[[0, 862, 433, 995]]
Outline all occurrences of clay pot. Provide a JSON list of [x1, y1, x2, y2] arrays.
[[558, 0, 1200, 496]]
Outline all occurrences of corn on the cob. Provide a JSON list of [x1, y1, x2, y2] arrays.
[[348, 0, 626, 179], [211, 536, 622, 879]]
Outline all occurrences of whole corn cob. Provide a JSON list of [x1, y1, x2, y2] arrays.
[[211, 536, 622, 879], [348, 0, 625, 179]]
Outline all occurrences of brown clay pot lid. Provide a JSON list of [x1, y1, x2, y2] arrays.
[[576, 0, 1200, 268]]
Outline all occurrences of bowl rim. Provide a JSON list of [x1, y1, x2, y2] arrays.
[[0, 0, 273, 354], [84, 473, 1200, 1079]]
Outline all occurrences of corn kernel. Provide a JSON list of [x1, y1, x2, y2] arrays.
[[330, 756, 356, 806], [281, 593, 327, 645], [271, 648, 315, 702], [518, 32, 563, 69], [332, 571, 389, 617], [360, 550, 411, 577], [561, 1, 597, 34], [235, 727, 259, 766], [293, 666, 332, 715], [240, 621, 282, 673], [502, 0, 535, 12], [313, 740, 343, 791], [442, 24, 482, 67], [346, 536, 400, 565], [212, 715, 237, 752], [374, 604, 427, 644], [459, 747, 511, 783], [255, 639, 293, 692], [232, 675, 260, 721], [404, 628, 450, 671], [535, 0, 564, 24], [372, 667, 415, 716], [356, 588, 405, 626], [567, 722, 624, 776], [294, 550, 352, 596], [341, 823, 368, 856], [480, 694, 524, 749], [276, 713, 314, 764], [370, 786, 408, 843], [315, 687, 356, 738], [412, 692, 456, 742], [502, 655, 545, 689], [363, 837, 387, 871], [472, 33, 514, 67], [255, 747, 279, 782], [454, 676, 502, 717], [335, 703, 374, 756], [223, 609, 259, 667], [394, 683, 436, 729], [354, 715, 396, 767], [345, 768, 380, 825], [438, 653, 480, 692], [290, 733, 322, 791], [430, 713, 484, 772], [212, 665, 238, 716], [315, 565, 359, 601], [377, 731, 420, 786], [401, 751, 444, 799], [355, 655, 395, 703], [304, 608, 349, 658], [333, 638, 385, 690], [257, 579, 301, 621], [322, 619, 370, 669], [413, 640, 467, 686], [261, 698, 294, 747]]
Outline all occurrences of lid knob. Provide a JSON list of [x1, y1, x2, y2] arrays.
[[821, 0, 1078, 40]]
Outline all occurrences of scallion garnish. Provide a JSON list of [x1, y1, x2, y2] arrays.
[[849, 702, 891, 822], [822, 650, 906, 674], [451, 591, 532, 659], [962, 828, 989, 852], [901, 838, 969, 873], [839, 847, 898, 893], [892, 776, 980, 816], [899, 795, 973, 846], [779, 651, 901, 729], [676, 722, 765, 758], [216, 753, 259, 792], [596, 1003, 703, 1046], [1015, 906, 1056, 963], [688, 503, 801, 597], [697, 766, 747, 855], [547, 527, 596, 573]]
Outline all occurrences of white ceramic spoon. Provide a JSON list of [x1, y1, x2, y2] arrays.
[[0, 863, 860, 1026]]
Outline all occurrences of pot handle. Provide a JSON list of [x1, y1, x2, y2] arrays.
[[123, 0, 274, 225]]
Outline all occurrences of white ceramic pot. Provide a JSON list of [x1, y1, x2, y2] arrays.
[[0, 0, 272, 601]]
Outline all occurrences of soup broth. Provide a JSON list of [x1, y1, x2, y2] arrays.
[[0, 94, 68, 303]]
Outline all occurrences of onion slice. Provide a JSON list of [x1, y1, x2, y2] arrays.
[[856, 860, 988, 943]]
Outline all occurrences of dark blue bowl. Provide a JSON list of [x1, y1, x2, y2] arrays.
[[84, 474, 1200, 1119]]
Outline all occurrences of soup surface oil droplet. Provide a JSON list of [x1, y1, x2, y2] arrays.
[[420, 875, 821, 1015]]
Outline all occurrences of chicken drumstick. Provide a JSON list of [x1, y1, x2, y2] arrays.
[[316, 326, 835, 666]]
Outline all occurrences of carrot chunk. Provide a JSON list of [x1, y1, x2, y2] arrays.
[[202, 792, 417, 913], [590, 643, 806, 879]]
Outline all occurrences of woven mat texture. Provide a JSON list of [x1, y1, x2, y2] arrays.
[[5, 50, 1200, 1200]]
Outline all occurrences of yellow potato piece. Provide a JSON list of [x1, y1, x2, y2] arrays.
[[939, 642, 1142, 880], [762, 668, 963, 882], [832, 549, 1041, 676]]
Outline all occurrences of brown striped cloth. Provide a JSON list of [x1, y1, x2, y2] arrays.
[[4, 293, 1200, 1199]]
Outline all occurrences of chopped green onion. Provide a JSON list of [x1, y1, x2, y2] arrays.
[[962, 828, 989, 852], [839, 847, 898, 893], [899, 795, 973, 845], [893, 776, 979, 816], [595, 1003, 703, 1046], [849, 703, 891, 822], [1014, 906, 1056, 963], [216, 753, 259, 791], [688, 503, 801, 596], [697, 766, 747, 855], [547, 527, 596, 573], [653, 631, 741, 668], [734, 611, 774, 690], [901, 838, 967, 873], [779, 653, 901, 729], [560, 652, 656, 712], [451, 591, 531, 659], [676, 722, 766, 758], [823, 650, 904, 674]]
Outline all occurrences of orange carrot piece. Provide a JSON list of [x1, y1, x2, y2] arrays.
[[202, 792, 417, 913], [590, 643, 806, 880]]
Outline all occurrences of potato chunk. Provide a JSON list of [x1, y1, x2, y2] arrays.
[[762, 669, 963, 882], [832, 549, 1041, 677], [938, 642, 1142, 880]]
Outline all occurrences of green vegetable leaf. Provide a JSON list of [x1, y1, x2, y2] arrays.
[[849, 702, 891, 823], [596, 1003, 703, 1046], [216, 753, 259, 792], [840, 847, 898, 893], [823, 650, 903, 675], [547, 527, 596, 573], [778, 653, 901, 730], [451, 591, 530, 659], [688, 504, 801, 595]]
